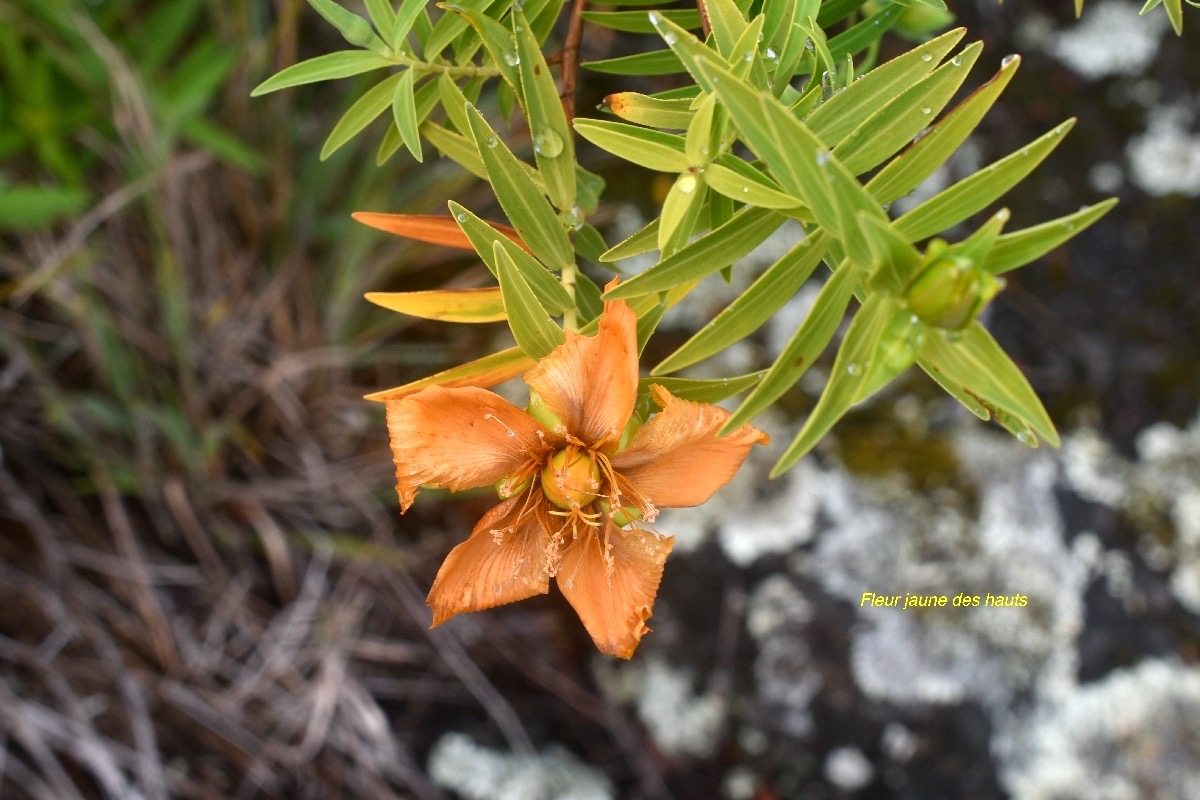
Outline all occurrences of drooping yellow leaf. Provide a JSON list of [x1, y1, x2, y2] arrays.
[[365, 287, 506, 322]]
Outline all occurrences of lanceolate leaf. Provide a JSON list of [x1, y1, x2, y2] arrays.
[[391, 0, 428, 51], [351, 211, 527, 252], [581, 9, 702, 33], [421, 121, 488, 178], [723, 257, 859, 431], [251, 51, 394, 96], [450, 4, 522, 96], [805, 27, 966, 146], [606, 206, 785, 299], [980, 199, 1118, 275], [825, 2, 903, 62], [894, 119, 1076, 242], [705, 0, 750, 56], [917, 323, 1059, 447], [514, 9, 575, 209], [866, 53, 1021, 204], [465, 104, 575, 269], [582, 49, 686, 75], [364, 346, 533, 402], [391, 68, 422, 161], [494, 243, 567, 359], [705, 157, 801, 209], [306, 0, 388, 52], [321, 72, 404, 159], [365, 288, 507, 322], [771, 293, 901, 475], [641, 372, 767, 404], [574, 119, 689, 172], [603, 92, 694, 130], [653, 230, 831, 374]]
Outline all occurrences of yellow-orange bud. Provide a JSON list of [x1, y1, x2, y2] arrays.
[[540, 449, 600, 509]]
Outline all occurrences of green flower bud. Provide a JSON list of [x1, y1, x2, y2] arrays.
[[541, 449, 600, 509], [600, 499, 644, 528], [526, 389, 565, 432], [904, 240, 1004, 331]]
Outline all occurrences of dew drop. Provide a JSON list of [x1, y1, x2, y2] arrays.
[[816, 150, 832, 166], [533, 128, 564, 157], [663, 32, 677, 45], [805, 37, 815, 51], [503, 52, 520, 66], [456, 212, 467, 223], [920, 106, 932, 115], [765, 47, 778, 61], [1021, 148, 1030, 156], [742, 186, 750, 194], [648, 11, 660, 24], [951, 55, 963, 66], [743, 51, 754, 63], [1016, 430, 1036, 446], [847, 362, 863, 376], [486, 135, 499, 148], [1001, 53, 1019, 68], [677, 173, 698, 194], [921, 53, 933, 62]]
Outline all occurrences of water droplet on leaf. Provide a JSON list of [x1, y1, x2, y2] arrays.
[[533, 128, 564, 157]]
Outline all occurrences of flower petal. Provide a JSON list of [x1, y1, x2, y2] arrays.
[[523, 297, 638, 448], [387, 386, 553, 511], [556, 522, 673, 659], [611, 384, 769, 509], [427, 496, 551, 626]]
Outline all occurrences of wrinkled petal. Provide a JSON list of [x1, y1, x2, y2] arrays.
[[427, 496, 552, 626], [387, 386, 553, 511], [556, 522, 673, 659], [523, 297, 638, 448], [611, 384, 769, 509]]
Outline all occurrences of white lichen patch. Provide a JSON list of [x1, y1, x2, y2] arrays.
[[1048, 0, 1169, 80], [996, 660, 1200, 800], [1127, 105, 1200, 197], [427, 733, 613, 800], [754, 634, 822, 737], [593, 657, 726, 758], [746, 575, 812, 640], [804, 428, 1086, 708]]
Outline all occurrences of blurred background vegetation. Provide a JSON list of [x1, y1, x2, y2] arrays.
[[1, 0, 1198, 798]]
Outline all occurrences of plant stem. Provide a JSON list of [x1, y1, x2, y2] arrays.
[[696, 0, 712, 37], [560, 0, 587, 124]]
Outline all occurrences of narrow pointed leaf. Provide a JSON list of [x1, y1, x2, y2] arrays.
[[833, 42, 982, 175], [654, 231, 830, 374], [705, 0, 749, 55], [514, 9, 575, 208], [306, 0, 388, 52], [365, 288, 507, 322], [640, 372, 766, 404], [251, 51, 393, 96], [648, 14, 723, 92], [451, 4, 522, 94], [582, 49, 685, 75], [365, 0, 396, 35], [867, 53, 1021, 204], [391, 69, 422, 161], [465, 105, 575, 268], [364, 346, 532, 402], [917, 323, 1059, 446], [494, 243, 567, 359], [705, 158, 802, 209], [658, 177, 707, 253], [421, 121, 487, 178], [450, 202, 573, 314], [574, 119, 689, 172], [980, 198, 1117, 275], [859, 215, 921, 294], [352, 211, 527, 252], [600, 217, 660, 262], [581, 9, 702, 32], [608, 207, 785, 299], [825, 3, 904, 62], [771, 294, 901, 474], [603, 92, 694, 129], [391, 0, 428, 50], [894, 119, 1076, 242], [321, 72, 404, 159], [723, 257, 859, 430]]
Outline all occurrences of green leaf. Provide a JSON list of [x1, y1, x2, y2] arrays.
[[574, 270, 605, 322], [608, 206, 785, 299], [250, 50, 394, 96], [657, 175, 707, 252], [573, 223, 609, 262], [917, 323, 1059, 447], [365, 346, 532, 401], [980, 198, 1117, 275], [641, 372, 766, 403], [423, 0, 491, 59], [437, 72, 473, 135], [178, 117, 264, 173], [421, 121, 487, 177], [366, 287, 507, 322], [465, 104, 575, 269], [581, 9, 702, 32], [866, 52, 1020, 205], [705, 0, 749, 56], [306, 0, 389, 52], [603, 92, 694, 130], [451, 3, 522, 95], [600, 217, 660, 262], [723, 257, 858, 430], [833, 42, 982, 175], [391, 0, 429, 50], [574, 119, 689, 172], [816, 0, 868, 27], [771, 294, 901, 475], [826, 2, 904, 62], [321, 71, 404, 160], [365, 0, 397, 35], [582, 49, 686, 76], [494, 242, 567, 358], [391, 69, 423, 161], [654, 230, 830, 374], [514, 9, 575, 209], [858, 214, 921, 294], [705, 157, 802, 209], [449, 201, 574, 314], [893, 119, 1076, 242]]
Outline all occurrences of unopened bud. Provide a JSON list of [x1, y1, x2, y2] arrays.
[[904, 240, 1003, 330], [540, 449, 600, 509]]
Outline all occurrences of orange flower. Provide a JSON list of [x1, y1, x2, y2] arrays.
[[386, 297, 769, 658]]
